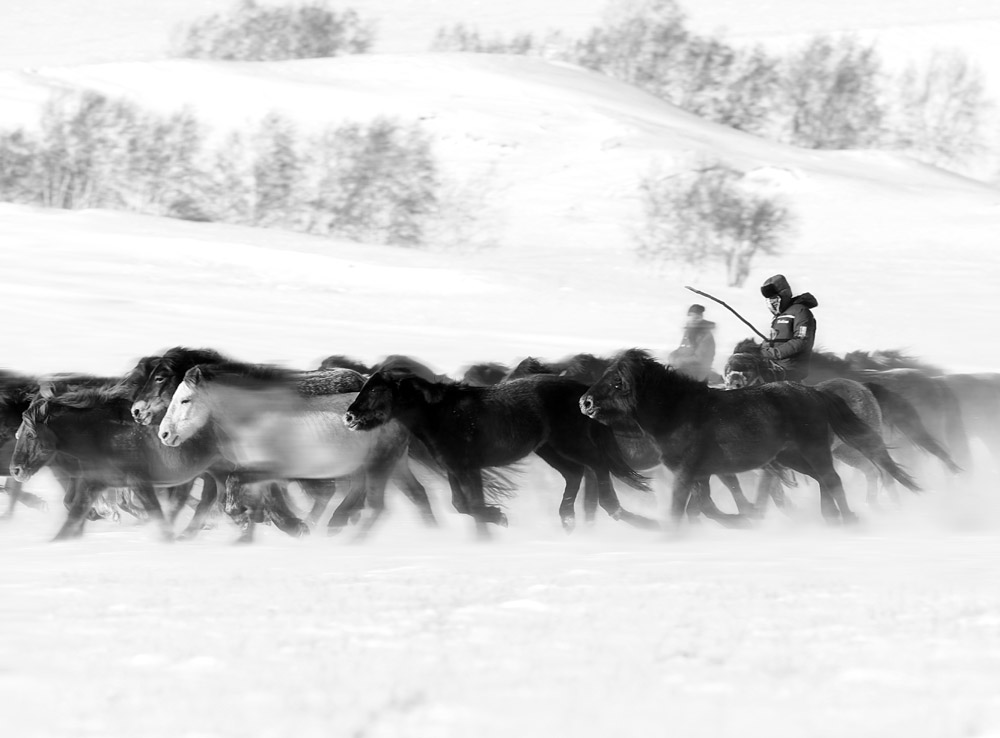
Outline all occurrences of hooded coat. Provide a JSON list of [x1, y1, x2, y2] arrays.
[[668, 315, 716, 380], [760, 274, 817, 381]]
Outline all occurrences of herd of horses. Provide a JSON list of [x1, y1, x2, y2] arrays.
[[0, 340, 995, 542]]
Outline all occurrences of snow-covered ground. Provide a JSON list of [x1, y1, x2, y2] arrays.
[[2, 1, 1000, 736]]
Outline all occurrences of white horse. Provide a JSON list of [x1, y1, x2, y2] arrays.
[[159, 362, 436, 535]]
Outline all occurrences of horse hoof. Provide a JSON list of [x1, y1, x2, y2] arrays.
[[51, 530, 82, 542], [496, 512, 509, 528], [561, 516, 576, 534]]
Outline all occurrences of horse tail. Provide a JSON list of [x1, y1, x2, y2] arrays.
[[405, 436, 519, 503], [938, 380, 973, 471], [590, 424, 651, 492], [865, 382, 962, 474], [481, 466, 521, 503], [818, 389, 921, 493]]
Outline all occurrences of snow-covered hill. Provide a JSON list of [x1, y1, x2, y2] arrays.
[[2, 53, 999, 374], [3, 5, 1000, 738]]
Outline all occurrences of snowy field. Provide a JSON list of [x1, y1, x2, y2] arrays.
[[2, 1, 1000, 736]]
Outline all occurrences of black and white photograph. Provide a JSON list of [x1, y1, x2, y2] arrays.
[[2, 1, 1000, 735]]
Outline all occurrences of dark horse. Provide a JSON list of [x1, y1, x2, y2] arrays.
[[10, 383, 214, 541], [580, 350, 920, 525], [0, 371, 46, 517], [725, 339, 959, 505], [504, 354, 756, 524], [343, 371, 657, 535], [807, 349, 970, 477]]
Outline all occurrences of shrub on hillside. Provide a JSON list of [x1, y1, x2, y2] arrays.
[[430, 24, 558, 55], [779, 35, 885, 149], [887, 50, 991, 167], [0, 91, 445, 247], [0, 91, 206, 216], [305, 117, 439, 246], [636, 162, 794, 287], [172, 0, 375, 61], [427, 2, 994, 175]]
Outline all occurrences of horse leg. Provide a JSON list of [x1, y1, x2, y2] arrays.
[[667, 471, 696, 529], [353, 457, 400, 541], [164, 482, 194, 524], [327, 473, 367, 533], [714, 474, 756, 516], [585, 465, 658, 530], [782, 449, 855, 524], [177, 473, 220, 540], [131, 481, 174, 541], [534, 446, 585, 533], [53, 481, 100, 541], [451, 470, 507, 539], [1, 479, 16, 518], [693, 479, 753, 529], [581, 468, 599, 524], [224, 473, 266, 544], [263, 482, 309, 538], [298, 478, 337, 528], [391, 460, 438, 528]]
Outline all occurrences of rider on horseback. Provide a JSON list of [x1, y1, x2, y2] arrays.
[[668, 304, 717, 381], [760, 274, 817, 382]]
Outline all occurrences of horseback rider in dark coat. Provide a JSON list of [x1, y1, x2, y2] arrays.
[[760, 274, 817, 382]]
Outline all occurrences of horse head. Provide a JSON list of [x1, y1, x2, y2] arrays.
[[132, 348, 229, 425], [580, 349, 654, 425], [723, 339, 784, 389], [345, 372, 449, 431], [10, 400, 58, 481], [344, 372, 397, 432], [158, 366, 213, 447]]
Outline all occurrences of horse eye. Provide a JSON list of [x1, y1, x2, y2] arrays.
[[180, 399, 191, 405], [155, 376, 165, 383]]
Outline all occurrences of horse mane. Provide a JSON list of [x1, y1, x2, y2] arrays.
[[732, 338, 762, 355], [294, 368, 366, 396], [616, 348, 707, 395], [846, 349, 943, 375], [0, 372, 38, 412], [372, 354, 450, 384], [22, 378, 130, 426], [185, 361, 294, 388], [158, 347, 230, 376], [460, 362, 509, 387], [810, 348, 855, 373], [52, 383, 134, 410], [559, 353, 611, 383], [507, 356, 555, 379], [318, 354, 372, 374]]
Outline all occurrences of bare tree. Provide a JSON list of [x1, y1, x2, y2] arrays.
[[637, 163, 795, 287], [888, 50, 991, 167]]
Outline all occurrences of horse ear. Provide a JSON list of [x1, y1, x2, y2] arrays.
[[185, 365, 205, 386], [38, 381, 56, 399]]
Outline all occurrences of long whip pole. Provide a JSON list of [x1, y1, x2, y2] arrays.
[[684, 286, 769, 342]]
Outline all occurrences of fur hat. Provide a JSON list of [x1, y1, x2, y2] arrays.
[[687, 304, 705, 315], [760, 274, 792, 300]]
